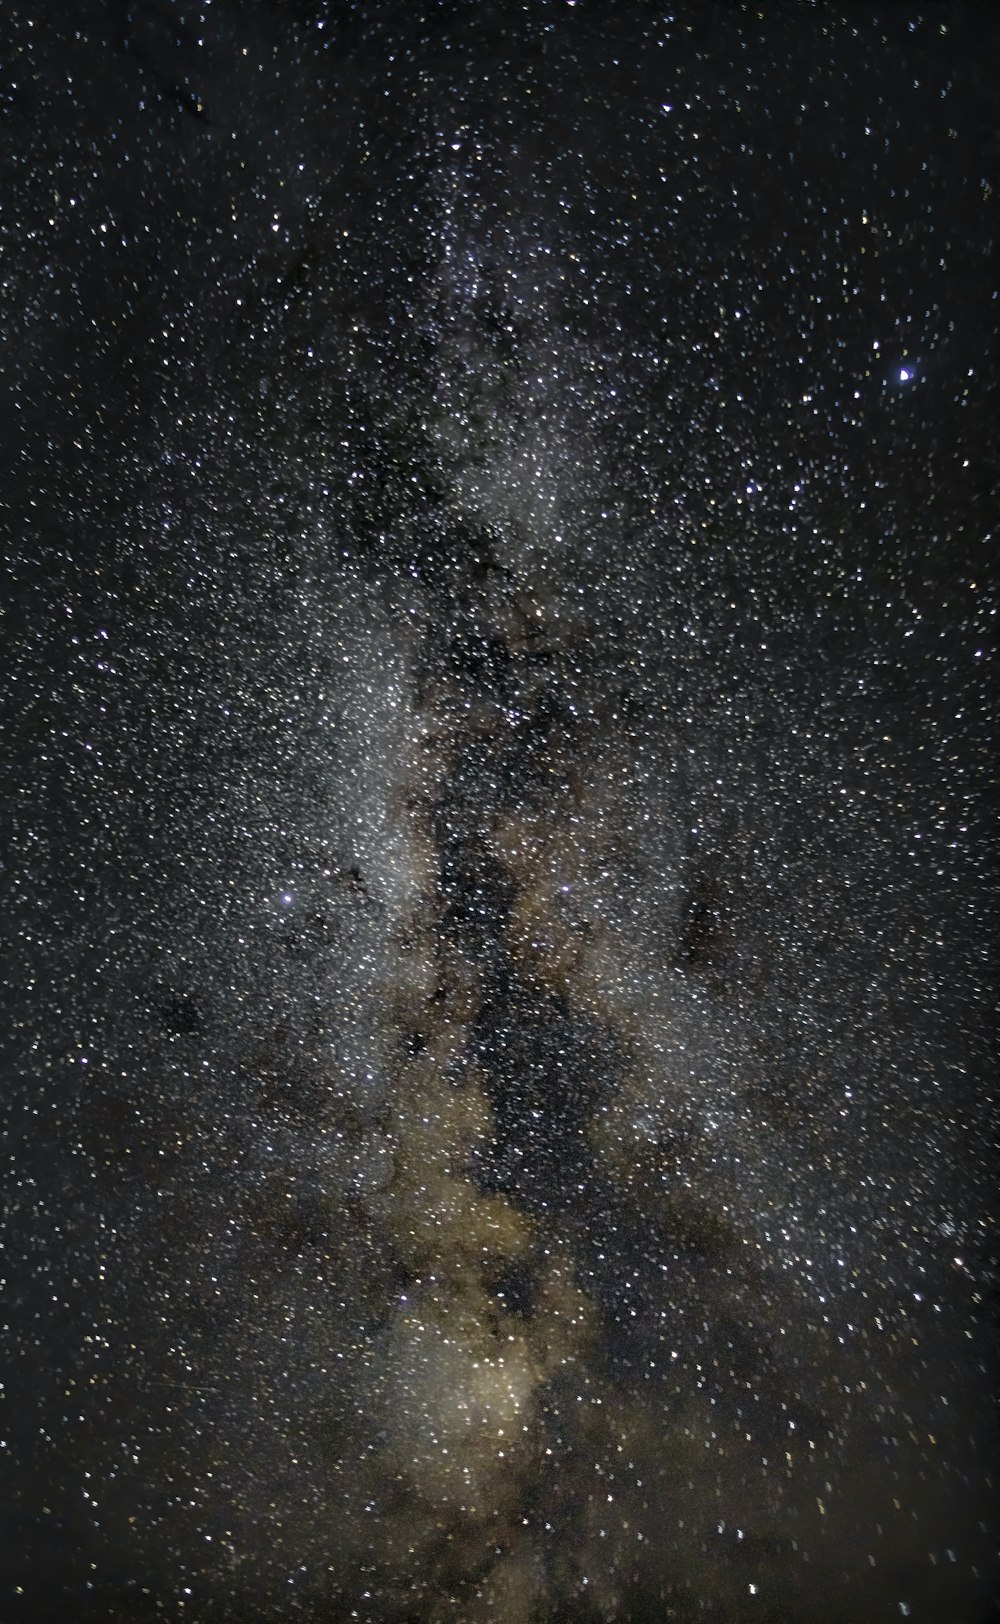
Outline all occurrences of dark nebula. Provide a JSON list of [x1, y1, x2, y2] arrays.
[[1, 3, 998, 1621]]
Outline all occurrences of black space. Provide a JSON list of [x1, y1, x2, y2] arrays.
[[2, 3, 998, 1621]]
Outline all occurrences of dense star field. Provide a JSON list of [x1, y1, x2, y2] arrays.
[[1, 3, 998, 1620]]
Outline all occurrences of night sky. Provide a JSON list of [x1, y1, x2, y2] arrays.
[[2, 3, 998, 1621]]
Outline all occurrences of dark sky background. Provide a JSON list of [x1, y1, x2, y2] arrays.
[[1, 3, 998, 1621]]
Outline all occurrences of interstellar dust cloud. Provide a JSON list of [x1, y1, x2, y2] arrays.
[[153, 183, 992, 1619]]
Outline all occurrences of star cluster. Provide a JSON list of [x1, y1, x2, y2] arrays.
[[1, 4, 997, 1622]]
